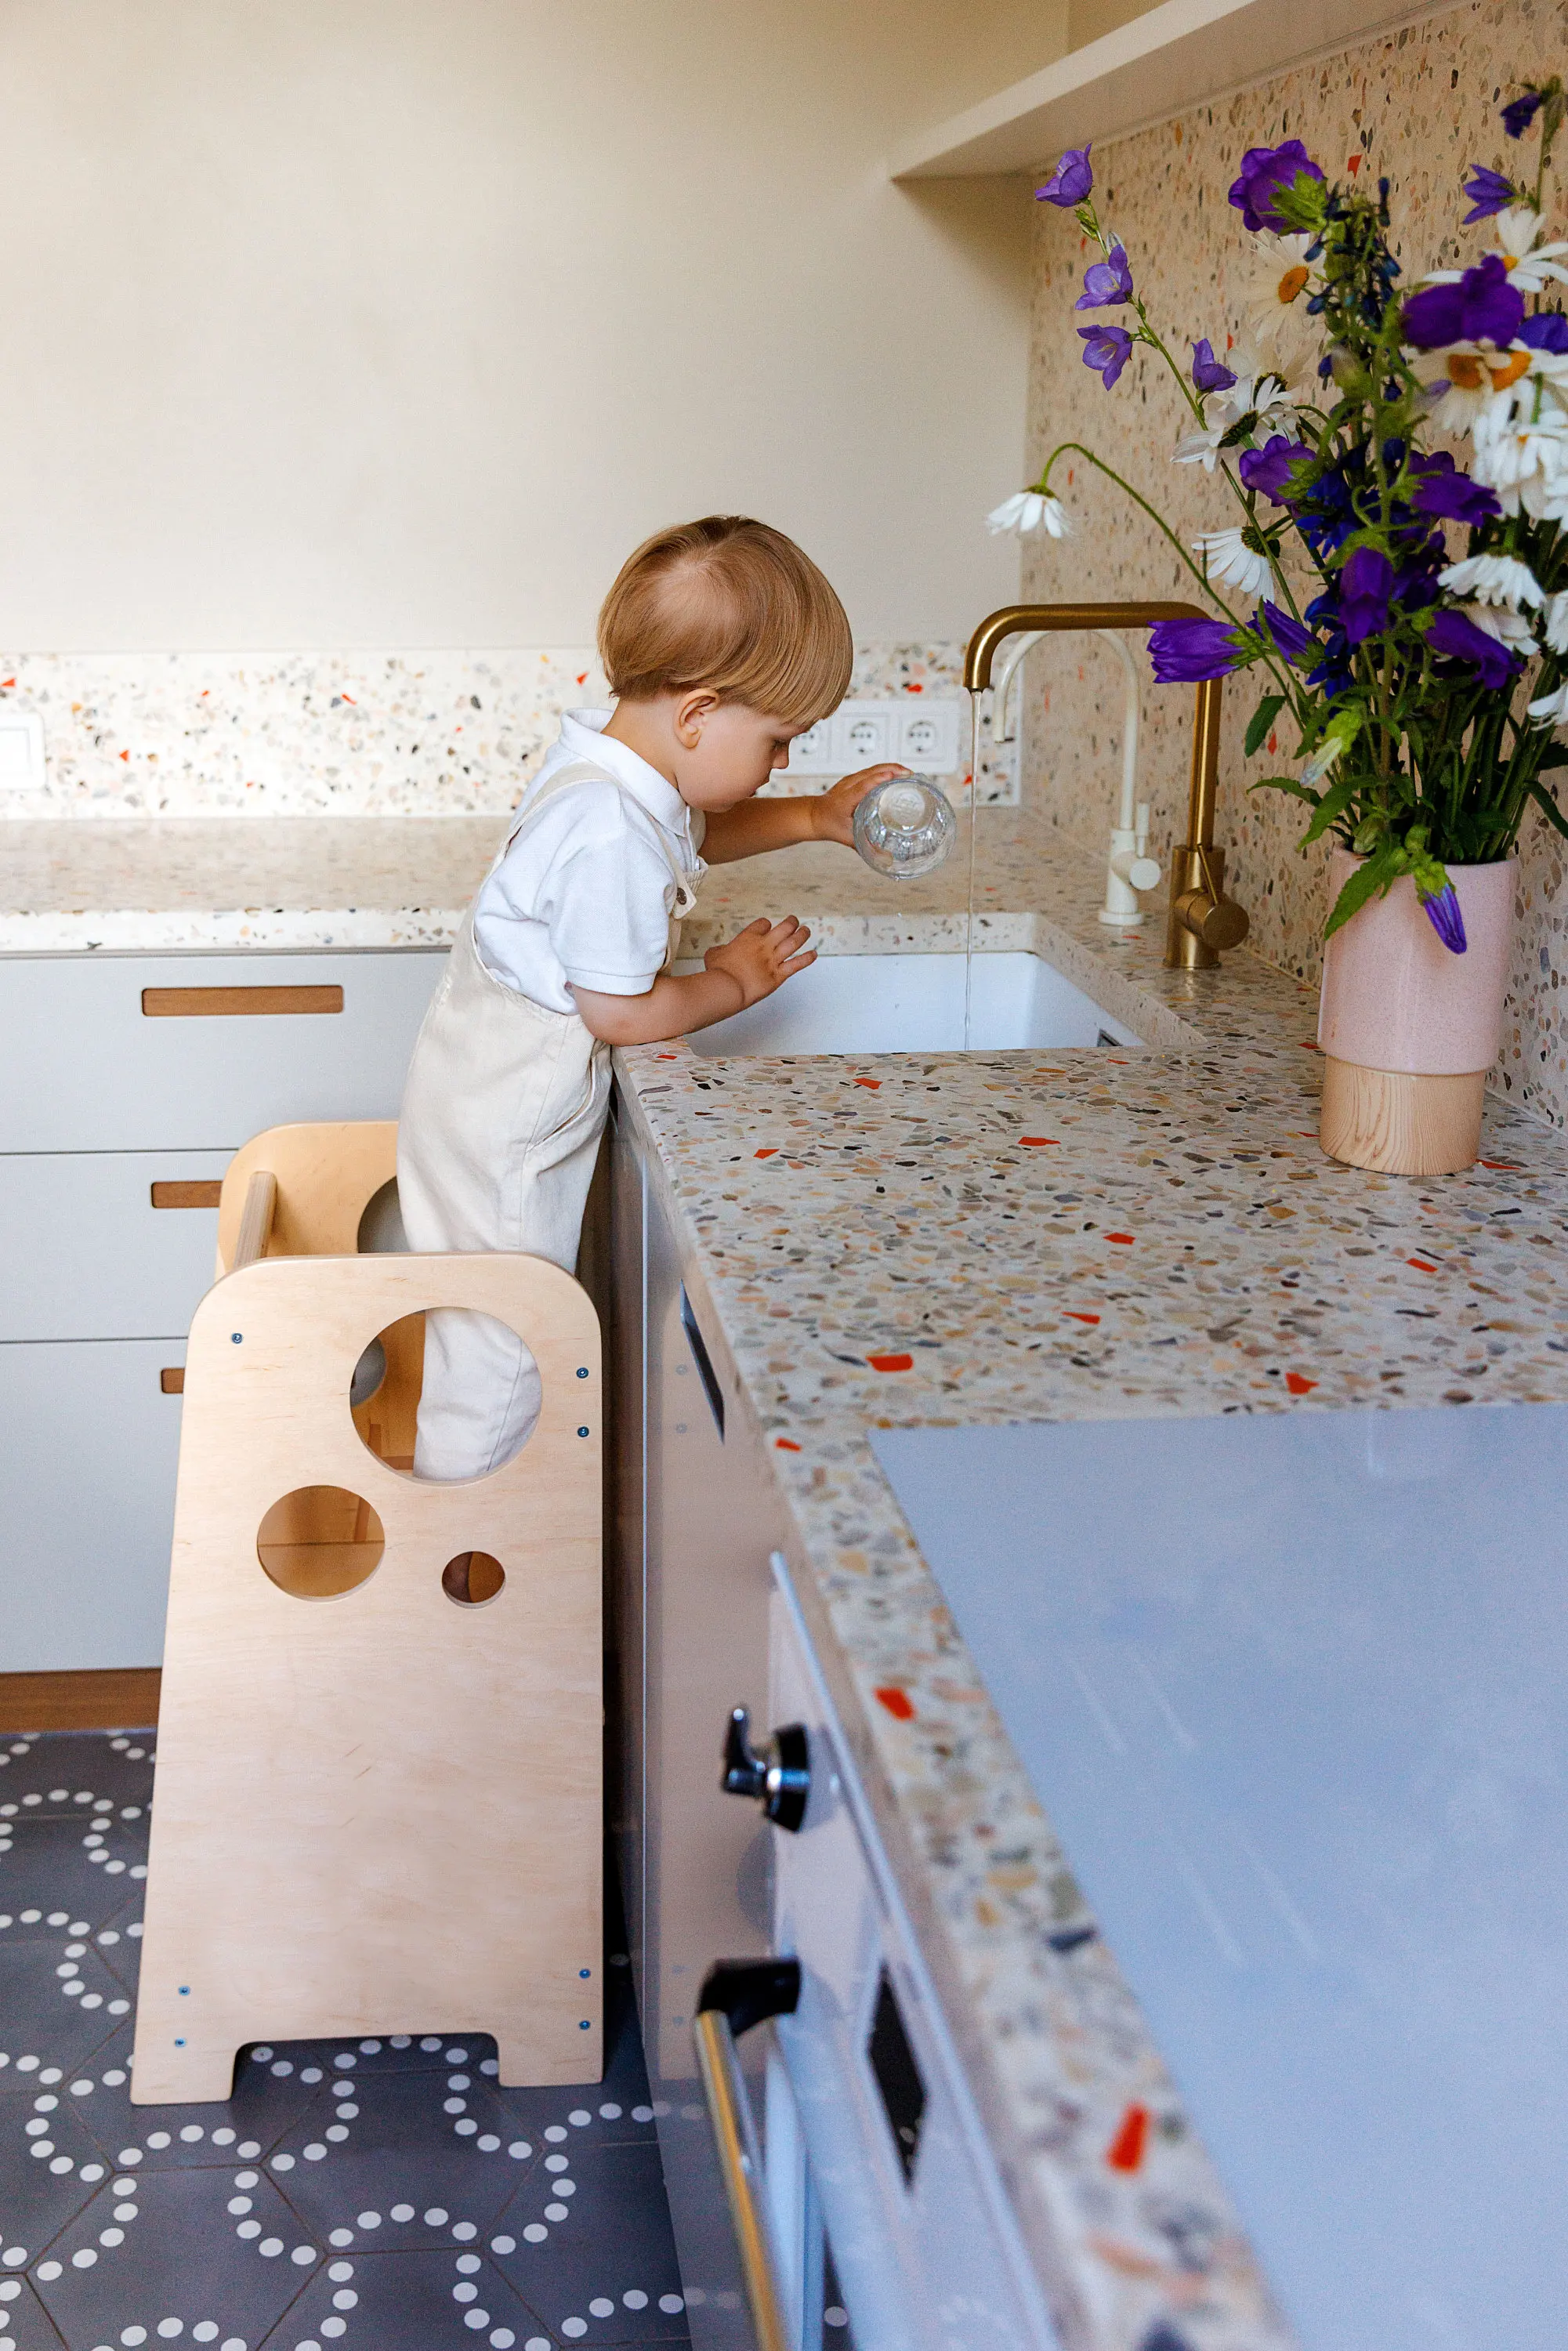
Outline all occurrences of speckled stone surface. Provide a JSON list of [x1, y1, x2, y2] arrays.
[[0, 640, 1001, 822], [613, 831, 1568, 2351], [0, 816, 507, 951], [1016, 0, 1568, 1127]]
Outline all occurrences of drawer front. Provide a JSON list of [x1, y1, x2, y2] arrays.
[[0, 1151, 230, 1341], [0, 1339, 184, 1669], [0, 950, 446, 1150]]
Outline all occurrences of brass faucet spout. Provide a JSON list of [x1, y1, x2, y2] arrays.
[[962, 602, 1245, 972]]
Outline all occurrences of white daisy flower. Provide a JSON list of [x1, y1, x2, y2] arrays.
[[986, 491, 1071, 538], [1191, 527, 1274, 595], [1425, 344, 1533, 433], [1543, 589, 1568, 654], [1529, 679, 1568, 728], [1472, 407, 1568, 516], [1425, 208, 1568, 295], [1436, 552, 1544, 608], [1244, 233, 1322, 364], [1174, 372, 1295, 469], [1461, 600, 1537, 655]]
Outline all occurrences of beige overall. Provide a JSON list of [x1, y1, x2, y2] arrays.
[[398, 756, 699, 1480]]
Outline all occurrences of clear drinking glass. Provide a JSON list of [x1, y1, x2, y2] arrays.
[[851, 773, 957, 879]]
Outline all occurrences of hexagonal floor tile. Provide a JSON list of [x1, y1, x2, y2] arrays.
[[259, 2244, 547, 2351], [263, 2071, 534, 2253], [31, 2162, 320, 2349], [491, 2144, 688, 2342], [76, 2036, 324, 2173]]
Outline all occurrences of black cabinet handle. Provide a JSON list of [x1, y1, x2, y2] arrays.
[[721, 1706, 810, 1832]]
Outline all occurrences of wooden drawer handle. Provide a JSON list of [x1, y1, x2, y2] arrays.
[[150, 1180, 223, 1209], [141, 985, 344, 1018], [160, 1368, 185, 1394]]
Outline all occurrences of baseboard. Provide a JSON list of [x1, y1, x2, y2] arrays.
[[0, 1669, 161, 1732]]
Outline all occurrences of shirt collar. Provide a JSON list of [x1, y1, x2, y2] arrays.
[[560, 708, 691, 837]]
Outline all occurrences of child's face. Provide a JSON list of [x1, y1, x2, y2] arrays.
[[672, 694, 806, 811]]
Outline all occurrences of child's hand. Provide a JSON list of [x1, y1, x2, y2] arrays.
[[704, 915, 815, 1007], [808, 763, 909, 848]]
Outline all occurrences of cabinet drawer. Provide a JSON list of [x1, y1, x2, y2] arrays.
[[0, 1151, 230, 1341], [0, 950, 446, 1150], [0, 1339, 183, 1670]]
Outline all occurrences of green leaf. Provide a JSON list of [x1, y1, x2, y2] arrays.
[[1300, 774, 1360, 846], [1244, 694, 1287, 759], [1324, 845, 1401, 940], [1249, 773, 1315, 804], [1529, 779, 1568, 841]]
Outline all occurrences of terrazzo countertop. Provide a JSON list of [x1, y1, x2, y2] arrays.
[[8, 806, 1567, 2346], [611, 826, 1568, 2351]]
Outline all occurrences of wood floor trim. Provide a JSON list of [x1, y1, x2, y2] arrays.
[[0, 1669, 160, 1731]]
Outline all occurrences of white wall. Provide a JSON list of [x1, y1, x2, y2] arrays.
[[0, 0, 1058, 653]]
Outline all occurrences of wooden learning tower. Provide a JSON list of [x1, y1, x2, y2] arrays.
[[132, 1121, 602, 2104]]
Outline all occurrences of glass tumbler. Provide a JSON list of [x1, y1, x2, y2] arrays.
[[851, 773, 957, 879]]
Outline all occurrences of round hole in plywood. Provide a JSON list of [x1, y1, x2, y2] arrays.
[[258, 1487, 385, 1599], [357, 1176, 407, 1255], [352, 1309, 540, 1481], [442, 1552, 506, 1607]]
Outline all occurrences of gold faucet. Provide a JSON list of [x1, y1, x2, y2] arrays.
[[963, 603, 1248, 972]]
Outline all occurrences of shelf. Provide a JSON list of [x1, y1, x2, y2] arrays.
[[889, 0, 1456, 179]]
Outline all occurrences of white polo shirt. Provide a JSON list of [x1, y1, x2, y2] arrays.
[[473, 709, 706, 1014]]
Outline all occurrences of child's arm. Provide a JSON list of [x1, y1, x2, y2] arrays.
[[571, 915, 814, 1045], [701, 763, 907, 865]]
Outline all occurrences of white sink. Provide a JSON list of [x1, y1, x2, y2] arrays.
[[679, 950, 1140, 1056]]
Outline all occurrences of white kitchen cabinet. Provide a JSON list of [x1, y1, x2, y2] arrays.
[[0, 1339, 186, 1671], [0, 949, 444, 1150], [0, 945, 447, 1669], [0, 1150, 228, 1341], [610, 1097, 784, 2350]]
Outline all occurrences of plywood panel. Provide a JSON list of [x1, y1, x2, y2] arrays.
[[135, 1247, 603, 2103]]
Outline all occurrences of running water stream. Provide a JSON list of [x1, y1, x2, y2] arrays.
[[962, 690, 983, 1049]]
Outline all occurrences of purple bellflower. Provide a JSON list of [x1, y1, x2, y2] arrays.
[[1077, 322, 1134, 387], [1502, 90, 1545, 139], [1462, 165, 1518, 223], [1148, 615, 1240, 683], [1427, 606, 1521, 691], [1420, 882, 1468, 955], [1521, 310, 1568, 353], [1239, 434, 1312, 502], [1076, 243, 1133, 307], [1228, 139, 1325, 233], [1191, 337, 1237, 393], [1037, 145, 1093, 206], [1410, 451, 1501, 524], [1251, 602, 1314, 664], [1403, 252, 1524, 350], [1338, 548, 1396, 644]]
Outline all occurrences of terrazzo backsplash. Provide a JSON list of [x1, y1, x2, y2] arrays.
[[1016, 0, 1568, 1125], [0, 642, 1012, 820]]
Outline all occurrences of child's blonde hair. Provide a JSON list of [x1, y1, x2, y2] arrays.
[[598, 516, 853, 728]]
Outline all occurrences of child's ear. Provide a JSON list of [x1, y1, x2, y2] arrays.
[[673, 689, 720, 748]]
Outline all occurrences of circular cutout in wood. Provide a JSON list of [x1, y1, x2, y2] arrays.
[[353, 1308, 540, 1480], [442, 1552, 506, 1607], [258, 1486, 385, 1599]]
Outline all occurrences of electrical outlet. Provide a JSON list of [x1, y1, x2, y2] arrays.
[[780, 696, 964, 781], [0, 708, 45, 792], [896, 701, 961, 773]]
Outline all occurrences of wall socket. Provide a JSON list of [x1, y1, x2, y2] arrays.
[[783, 696, 961, 780], [0, 708, 45, 792]]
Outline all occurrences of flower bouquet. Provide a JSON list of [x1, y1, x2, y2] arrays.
[[991, 86, 1568, 1172]]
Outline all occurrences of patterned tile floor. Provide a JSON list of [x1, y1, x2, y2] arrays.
[[0, 1732, 690, 2351]]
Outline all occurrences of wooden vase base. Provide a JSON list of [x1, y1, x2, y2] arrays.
[[1319, 1057, 1485, 1176]]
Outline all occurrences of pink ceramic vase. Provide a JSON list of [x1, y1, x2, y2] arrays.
[[1316, 846, 1514, 1175]]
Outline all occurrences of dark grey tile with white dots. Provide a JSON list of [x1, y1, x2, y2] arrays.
[[0, 1733, 690, 2351]]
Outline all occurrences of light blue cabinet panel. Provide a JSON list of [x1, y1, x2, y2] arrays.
[[0, 949, 445, 1150], [0, 1151, 229, 1341], [0, 1339, 184, 1670]]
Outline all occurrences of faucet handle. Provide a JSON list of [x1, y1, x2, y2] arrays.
[[1168, 843, 1248, 965]]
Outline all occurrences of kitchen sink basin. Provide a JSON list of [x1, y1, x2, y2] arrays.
[[679, 949, 1140, 1056]]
